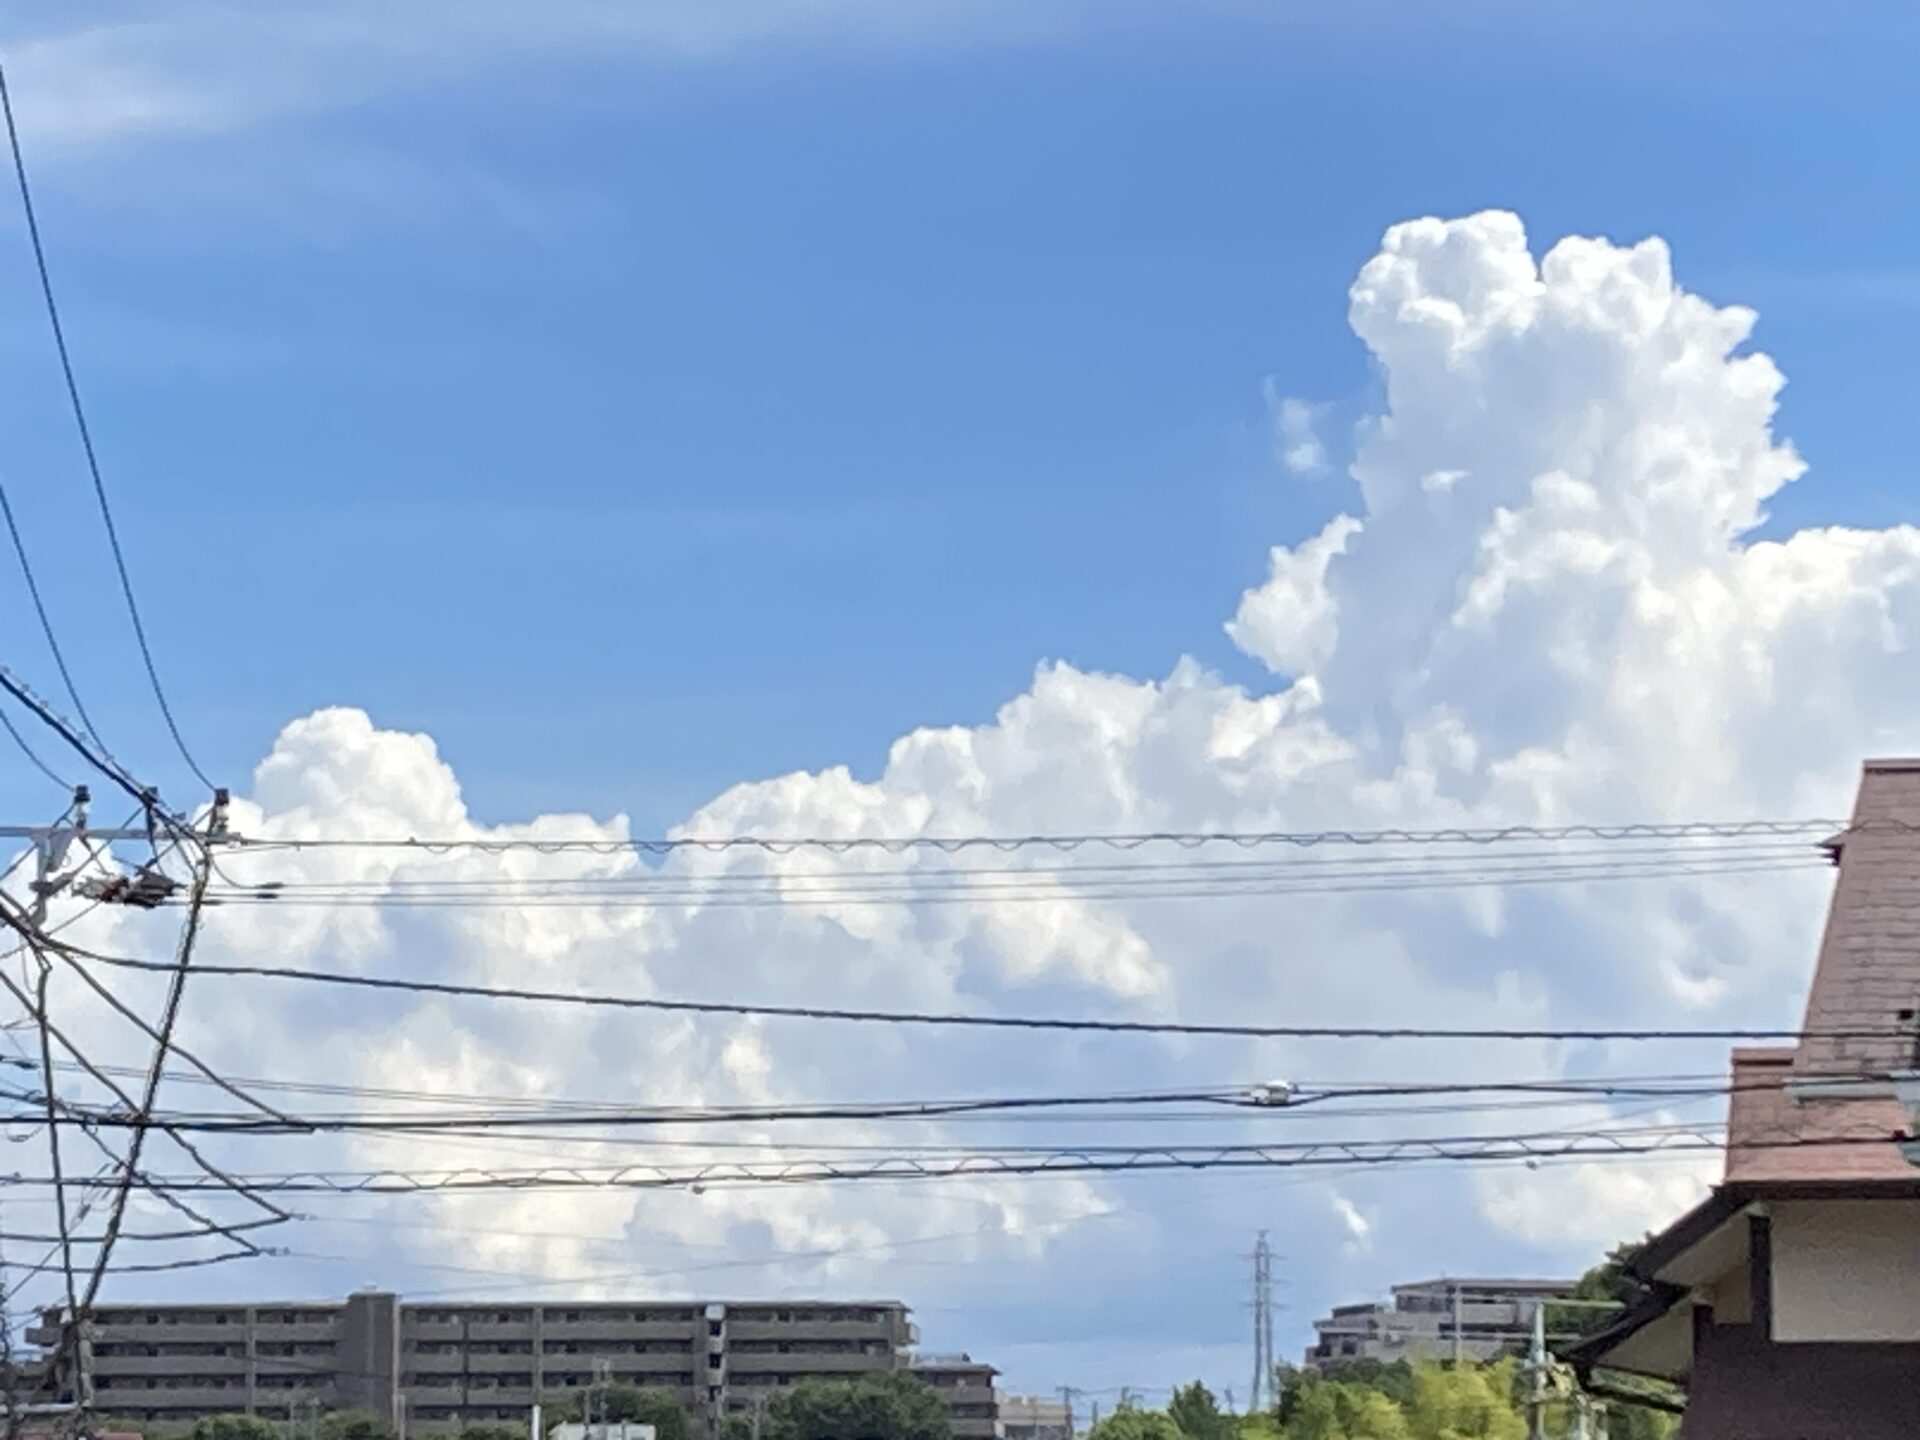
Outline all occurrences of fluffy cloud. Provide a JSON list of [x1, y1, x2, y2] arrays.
[[1271, 391, 1330, 477], [21, 209, 1920, 1391]]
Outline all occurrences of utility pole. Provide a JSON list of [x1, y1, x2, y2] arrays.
[[1056, 1387, 1083, 1438], [0, 1217, 17, 1440], [591, 1357, 613, 1440], [1248, 1232, 1275, 1413], [1450, 1282, 1463, 1367], [1524, 1307, 1546, 1440], [2, 785, 222, 924]]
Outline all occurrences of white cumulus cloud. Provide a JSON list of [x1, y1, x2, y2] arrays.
[[19, 208, 1920, 1390]]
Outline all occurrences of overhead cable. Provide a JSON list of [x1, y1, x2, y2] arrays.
[[0, 476, 105, 753], [217, 817, 1858, 857], [0, 57, 213, 793], [5, 1127, 1887, 1196], [58, 940, 1912, 1044]]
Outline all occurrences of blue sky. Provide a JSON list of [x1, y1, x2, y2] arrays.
[[5, 2, 1917, 827], [7, 0, 1920, 1400]]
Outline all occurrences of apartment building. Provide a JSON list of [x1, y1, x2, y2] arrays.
[[1302, 1277, 1577, 1370], [999, 1395, 1071, 1440], [906, 1355, 1001, 1440], [32, 1292, 997, 1436]]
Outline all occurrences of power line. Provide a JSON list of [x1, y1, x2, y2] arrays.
[[0, 1127, 1885, 1197], [0, 55, 213, 794], [54, 938, 1916, 1044], [75, 848, 217, 1310], [203, 838, 1820, 888], [0, 1072, 1847, 1139], [216, 818, 1859, 857], [0, 708, 66, 791], [190, 845, 1830, 911], [0, 663, 186, 832], [0, 474, 107, 764]]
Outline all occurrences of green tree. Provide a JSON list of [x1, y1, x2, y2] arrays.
[[549, 1385, 692, 1440], [763, 1372, 950, 1440], [191, 1417, 283, 1440], [1167, 1383, 1233, 1440], [1404, 1363, 1523, 1440], [460, 1426, 527, 1440], [1088, 1412, 1183, 1440], [1281, 1363, 1415, 1417], [317, 1412, 393, 1440], [1280, 1379, 1408, 1440]]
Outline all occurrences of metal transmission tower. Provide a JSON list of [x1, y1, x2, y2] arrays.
[[1248, 1232, 1276, 1413]]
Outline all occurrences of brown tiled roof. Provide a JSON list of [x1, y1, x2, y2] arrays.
[[1724, 1047, 1909, 1184], [1795, 758, 1920, 1078]]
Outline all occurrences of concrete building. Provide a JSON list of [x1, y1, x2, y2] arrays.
[[906, 1355, 1001, 1440], [1303, 1277, 1577, 1370], [33, 1293, 1001, 1437], [998, 1395, 1071, 1440], [1570, 759, 1920, 1438]]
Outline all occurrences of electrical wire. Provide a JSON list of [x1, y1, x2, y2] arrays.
[[0, 663, 190, 838], [5, 1125, 1888, 1197], [0, 57, 213, 794], [191, 844, 1830, 911], [0, 704, 68, 791], [213, 818, 1863, 856], [0, 475, 105, 755], [51, 937, 1912, 1044], [0, 1072, 1844, 1139]]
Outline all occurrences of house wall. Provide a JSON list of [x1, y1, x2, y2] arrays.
[[1681, 1317, 1920, 1440], [1770, 1201, 1920, 1343]]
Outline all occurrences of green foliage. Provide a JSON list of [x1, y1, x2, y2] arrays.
[[1404, 1363, 1524, 1440], [1167, 1383, 1233, 1440], [1277, 1377, 1409, 1440], [459, 1426, 527, 1440], [190, 1417, 283, 1440], [548, 1386, 691, 1440], [762, 1371, 951, 1440], [1087, 1412, 1183, 1440], [1280, 1363, 1415, 1416], [318, 1412, 393, 1440], [1564, 1242, 1648, 1341]]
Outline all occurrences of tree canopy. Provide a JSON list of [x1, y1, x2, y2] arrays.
[[190, 1418, 283, 1440], [1167, 1383, 1234, 1440], [548, 1385, 692, 1440], [1087, 1411, 1184, 1440], [761, 1371, 951, 1440], [318, 1412, 394, 1440]]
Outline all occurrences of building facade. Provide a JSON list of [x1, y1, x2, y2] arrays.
[[998, 1395, 1071, 1440], [906, 1355, 1001, 1440], [33, 1293, 1000, 1437], [1303, 1277, 1577, 1370]]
